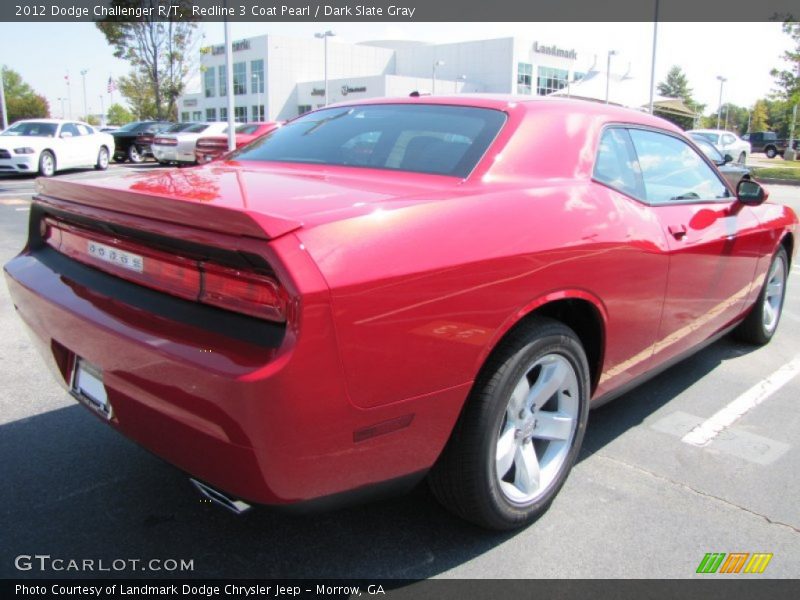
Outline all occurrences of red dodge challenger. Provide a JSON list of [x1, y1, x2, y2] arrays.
[[4, 96, 796, 530]]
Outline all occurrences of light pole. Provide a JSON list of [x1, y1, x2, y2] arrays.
[[57, 97, 66, 119], [432, 60, 445, 95], [605, 50, 617, 104], [455, 74, 466, 93], [99, 95, 105, 126], [648, 0, 660, 114], [0, 66, 7, 129], [80, 69, 88, 121], [716, 75, 727, 130], [315, 30, 335, 107]]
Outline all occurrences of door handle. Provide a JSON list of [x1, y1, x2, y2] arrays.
[[668, 224, 687, 240]]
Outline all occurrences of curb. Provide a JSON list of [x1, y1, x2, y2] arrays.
[[755, 177, 800, 187]]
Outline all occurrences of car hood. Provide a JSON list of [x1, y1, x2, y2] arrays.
[[0, 135, 49, 148], [34, 161, 465, 239]]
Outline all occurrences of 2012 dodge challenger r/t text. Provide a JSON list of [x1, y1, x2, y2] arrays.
[[4, 96, 796, 530]]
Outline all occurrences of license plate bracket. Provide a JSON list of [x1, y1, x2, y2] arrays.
[[70, 358, 112, 420]]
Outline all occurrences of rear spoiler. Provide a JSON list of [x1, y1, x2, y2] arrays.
[[35, 177, 301, 241]]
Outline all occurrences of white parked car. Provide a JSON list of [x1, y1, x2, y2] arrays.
[[0, 119, 115, 177], [686, 129, 751, 165], [151, 122, 229, 165]]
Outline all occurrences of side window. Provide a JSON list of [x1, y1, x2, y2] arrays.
[[60, 123, 80, 138], [75, 124, 92, 136], [593, 128, 642, 199], [628, 129, 730, 204]]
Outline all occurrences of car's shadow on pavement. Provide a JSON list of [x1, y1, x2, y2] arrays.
[[0, 336, 757, 580]]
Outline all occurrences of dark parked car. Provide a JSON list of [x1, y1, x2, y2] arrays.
[[743, 131, 799, 159], [690, 134, 751, 189], [111, 121, 175, 163]]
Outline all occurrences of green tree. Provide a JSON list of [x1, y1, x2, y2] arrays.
[[96, 1, 198, 120], [118, 71, 157, 119], [750, 100, 769, 132], [656, 65, 702, 129], [106, 102, 134, 125], [1, 66, 49, 125], [770, 19, 800, 104]]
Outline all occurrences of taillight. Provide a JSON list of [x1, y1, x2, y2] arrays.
[[197, 138, 227, 149], [42, 218, 286, 322], [154, 137, 178, 146]]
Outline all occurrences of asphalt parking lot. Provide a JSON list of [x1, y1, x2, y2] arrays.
[[0, 164, 798, 579]]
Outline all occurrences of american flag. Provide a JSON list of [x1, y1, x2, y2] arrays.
[[107, 76, 117, 93]]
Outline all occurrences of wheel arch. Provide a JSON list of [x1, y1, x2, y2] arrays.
[[476, 291, 607, 395], [780, 231, 794, 267]]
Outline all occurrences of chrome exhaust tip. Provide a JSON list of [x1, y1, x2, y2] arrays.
[[190, 478, 252, 515]]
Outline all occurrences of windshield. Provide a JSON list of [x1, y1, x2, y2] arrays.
[[115, 122, 153, 133], [2, 121, 58, 137], [692, 132, 720, 145], [166, 123, 194, 133], [691, 136, 724, 162], [232, 104, 507, 178]]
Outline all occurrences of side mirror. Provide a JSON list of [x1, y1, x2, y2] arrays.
[[60, 132, 73, 138], [736, 179, 768, 206], [723, 153, 734, 164]]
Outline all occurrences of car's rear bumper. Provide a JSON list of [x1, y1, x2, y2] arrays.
[[152, 146, 196, 164], [4, 241, 465, 506], [0, 154, 37, 173]]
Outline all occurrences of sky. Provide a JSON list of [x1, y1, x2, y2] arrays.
[[0, 21, 793, 118]]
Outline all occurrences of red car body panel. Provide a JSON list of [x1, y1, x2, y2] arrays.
[[4, 96, 797, 506], [194, 122, 280, 163]]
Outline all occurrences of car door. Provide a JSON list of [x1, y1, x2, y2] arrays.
[[56, 123, 84, 169], [720, 132, 737, 160], [627, 127, 764, 365], [75, 123, 98, 165]]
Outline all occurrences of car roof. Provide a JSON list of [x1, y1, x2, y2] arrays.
[[314, 94, 682, 132]]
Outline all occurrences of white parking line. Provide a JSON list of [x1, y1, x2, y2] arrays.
[[682, 357, 800, 447]]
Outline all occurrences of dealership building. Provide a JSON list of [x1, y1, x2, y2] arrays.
[[178, 34, 592, 123]]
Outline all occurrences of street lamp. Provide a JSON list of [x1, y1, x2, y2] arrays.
[[432, 60, 445, 95], [0, 66, 7, 129], [314, 30, 335, 106], [99, 94, 105, 127], [716, 75, 727, 130], [252, 73, 261, 121], [57, 97, 66, 119], [605, 50, 617, 104], [80, 69, 88, 121]]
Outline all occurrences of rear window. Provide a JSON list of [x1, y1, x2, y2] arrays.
[[236, 124, 261, 134], [185, 123, 210, 133], [232, 104, 506, 178]]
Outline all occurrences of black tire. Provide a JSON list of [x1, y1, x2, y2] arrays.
[[38, 150, 56, 177], [128, 145, 143, 163], [95, 146, 110, 170], [734, 247, 789, 345], [428, 317, 590, 530], [738, 152, 746, 165], [765, 146, 777, 159], [157, 160, 170, 166]]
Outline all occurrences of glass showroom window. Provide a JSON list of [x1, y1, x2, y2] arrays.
[[218, 66, 227, 96], [537, 67, 569, 96], [204, 68, 216, 98], [234, 106, 247, 123], [251, 59, 265, 94], [252, 105, 264, 122], [517, 63, 532, 95], [220, 107, 228, 121], [181, 112, 190, 122], [192, 111, 202, 121], [233, 62, 247, 95], [298, 105, 312, 115], [206, 108, 217, 122]]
